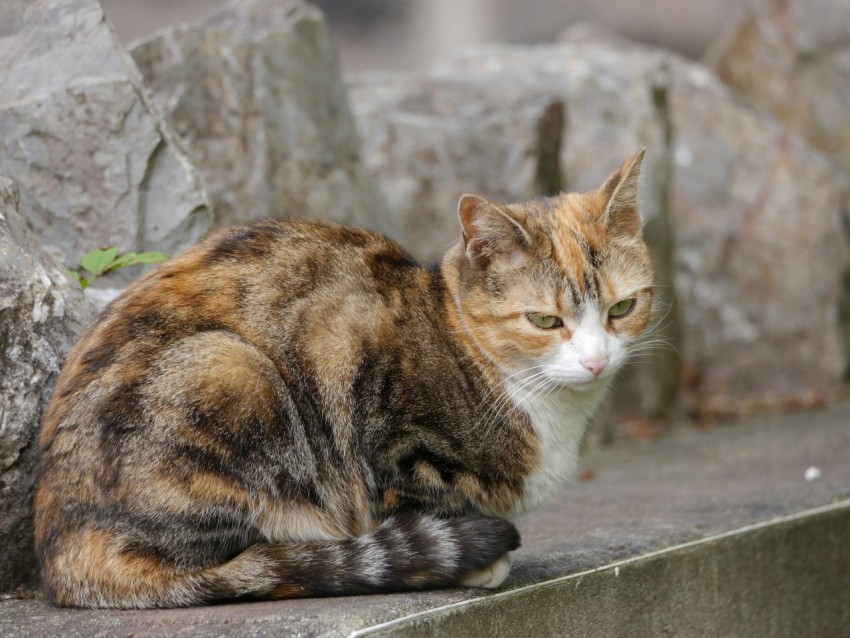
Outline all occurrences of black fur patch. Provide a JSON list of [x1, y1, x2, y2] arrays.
[[205, 222, 285, 264]]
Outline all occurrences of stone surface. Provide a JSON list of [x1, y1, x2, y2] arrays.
[[349, 73, 564, 261], [665, 50, 846, 415], [351, 28, 847, 419], [708, 0, 850, 179], [1, 398, 848, 635], [130, 0, 391, 233], [707, 0, 850, 377], [0, 177, 96, 594], [0, 0, 211, 272], [351, 27, 674, 258]]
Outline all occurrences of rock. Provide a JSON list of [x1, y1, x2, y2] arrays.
[[0, 177, 96, 594], [130, 0, 391, 233], [707, 0, 850, 376], [0, 0, 211, 275], [707, 0, 850, 179], [350, 38, 674, 261], [82, 287, 124, 313], [350, 27, 846, 419], [665, 51, 846, 416], [349, 73, 565, 261]]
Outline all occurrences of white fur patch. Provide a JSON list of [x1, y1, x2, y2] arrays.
[[355, 536, 389, 585], [542, 307, 627, 386], [509, 377, 606, 516], [418, 517, 459, 571], [506, 304, 626, 516], [460, 554, 512, 588]]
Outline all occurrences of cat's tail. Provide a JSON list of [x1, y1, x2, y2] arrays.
[[201, 513, 520, 603], [42, 513, 519, 608]]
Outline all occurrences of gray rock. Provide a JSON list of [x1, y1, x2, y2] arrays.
[[707, 0, 850, 377], [0, 0, 211, 274], [0, 177, 95, 594], [708, 0, 850, 179], [666, 51, 846, 415], [82, 286, 124, 313], [130, 0, 390, 233], [349, 73, 563, 261], [350, 28, 846, 419]]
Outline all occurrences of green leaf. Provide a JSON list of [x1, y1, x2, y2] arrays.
[[73, 247, 169, 288], [132, 251, 169, 265], [106, 251, 168, 269], [109, 252, 139, 269], [81, 247, 118, 276]]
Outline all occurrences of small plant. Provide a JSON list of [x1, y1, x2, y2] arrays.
[[69, 247, 169, 289]]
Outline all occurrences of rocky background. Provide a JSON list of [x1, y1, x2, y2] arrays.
[[1, 0, 848, 595]]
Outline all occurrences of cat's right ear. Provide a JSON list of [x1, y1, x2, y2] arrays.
[[599, 149, 645, 237], [458, 194, 531, 269]]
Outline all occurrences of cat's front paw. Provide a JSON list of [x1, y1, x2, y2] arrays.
[[460, 553, 512, 589]]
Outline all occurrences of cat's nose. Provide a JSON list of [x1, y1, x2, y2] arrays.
[[581, 355, 609, 377]]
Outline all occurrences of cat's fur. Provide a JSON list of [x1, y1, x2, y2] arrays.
[[34, 151, 653, 608]]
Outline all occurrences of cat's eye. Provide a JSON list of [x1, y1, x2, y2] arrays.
[[526, 313, 563, 329], [609, 298, 636, 318]]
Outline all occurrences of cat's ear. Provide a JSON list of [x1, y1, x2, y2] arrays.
[[458, 194, 532, 268], [599, 149, 645, 237]]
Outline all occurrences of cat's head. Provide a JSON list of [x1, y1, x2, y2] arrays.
[[451, 150, 653, 390]]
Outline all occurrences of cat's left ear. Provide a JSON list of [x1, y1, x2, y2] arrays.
[[599, 149, 645, 237], [458, 194, 532, 269]]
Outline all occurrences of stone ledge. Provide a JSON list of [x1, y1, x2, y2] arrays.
[[355, 501, 849, 637], [2, 401, 848, 637]]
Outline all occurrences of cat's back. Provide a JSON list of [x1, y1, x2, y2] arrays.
[[43, 218, 426, 433], [35, 219, 441, 605]]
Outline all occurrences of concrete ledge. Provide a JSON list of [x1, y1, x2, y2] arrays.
[[2, 401, 849, 637], [356, 501, 850, 637]]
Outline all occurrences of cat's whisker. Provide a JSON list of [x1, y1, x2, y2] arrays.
[[477, 369, 551, 441], [623, 353, 667, 364], [487, 373, 563, 444], [535, 379, 563, 412], [481, 371, 552, 434], [492, 376, 568, 446], [629, 339, 682, 360], [644, 300, 675, 334], [630, 338, 677, 349], [472, 365, 550, 415]]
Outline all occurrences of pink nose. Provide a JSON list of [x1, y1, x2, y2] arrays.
[[581, 356, 609, 377]]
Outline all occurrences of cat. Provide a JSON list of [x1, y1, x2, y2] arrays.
[[34, 150, 653, 608]]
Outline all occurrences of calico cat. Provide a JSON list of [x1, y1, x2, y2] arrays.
[[34, 150, 653, 609]]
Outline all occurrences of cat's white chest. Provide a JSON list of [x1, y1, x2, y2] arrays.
[[508, 382, 605, 517]]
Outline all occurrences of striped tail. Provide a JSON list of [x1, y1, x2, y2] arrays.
[[43, 513, 519, 608], [203, 513, 521, 602]]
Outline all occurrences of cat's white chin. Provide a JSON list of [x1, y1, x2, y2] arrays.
[[564, 377, 605, 391]]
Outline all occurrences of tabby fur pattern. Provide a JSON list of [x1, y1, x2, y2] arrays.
[[35, 151, 653, 608]]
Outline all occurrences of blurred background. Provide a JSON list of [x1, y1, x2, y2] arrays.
[[101, 0, 739, 70]]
